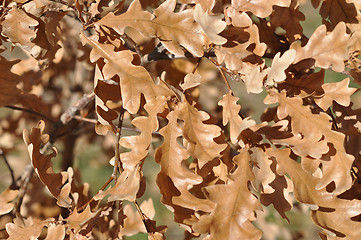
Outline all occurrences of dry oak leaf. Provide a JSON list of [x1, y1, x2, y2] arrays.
[[243, 64, 267, 94], [290, 22, 350, 72], [193, 149, 262, 240], [193, 4, 227, 45], [180, 73, 202, 91], [2, 6, 38, 47], [94, 166, 141, 202], [0, 188, 18, 215], [265, 49, 296, 86], [0, 57, 21, 107], [218, 91, 256, 144], [45, 223, 65, 240], [81, 32, 171, 114], [155, 109, 214, 212], [315, 78, 357, 111], [119, 97, 167, 171], [94, 0, 208, 56], [231, 0, 290, 18], [6, 217, 50, 240], [270, 5, 305, 42], [273, 148, 361, 240], [265, 90, 354, 194], [66, 205, 96, 233], [23, 120, 72, 208], [118, 199, 156, 237], [319, 0, 359, 27], [178, 100, 227, 168]]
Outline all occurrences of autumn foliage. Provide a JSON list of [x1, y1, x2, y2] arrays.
[[0, 0, 361, 239]]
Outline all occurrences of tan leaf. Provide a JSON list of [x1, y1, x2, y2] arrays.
[[178, 101, 227, 168], [180, 73, 202, 91], [155, 109, 214, 212], [193, 4, 227, 45], [23, 120, 72, 208], [231, 0, 290, 18], [2, 6, 38, 46], [66, 205, 96, 233], [118, 199, 156, 237], [193, 149, 262, 239], [94, 0, 208, 56], [6, 217, 48, 240], [82, 32, 171, 114], [0, 188, 18, 215], [273, 148, 361, 239], [119, 97, 167, 171], [290, 22, 350, 72], [243, 64, 267, 94], [249, 148, 275, 194], [265, 90, 354, 194], [45, 224, 65, 240], [218, 91, 256, 144], [265, 49, 296, 86], [94, 166, 141, 202], [315, 78, 357, 111]]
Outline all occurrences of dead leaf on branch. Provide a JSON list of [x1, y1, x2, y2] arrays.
[[93, 0, 212, 56], [273, 148, 361, 240], [0, 188, 18, 215], [319, 0, 359, 28], [314, 78, 357, 111], [193, 148, 263, 240], [231, 0, 291, 18], [290, 22, 350, 72], [265, 49, 296, 86], [45, 223, 65, 240], [155, 109, 214, 213], [2, 6, 38, 47], [0, 57, 21, 107], [178, 100, 227, 168], [6, 217, 51, 240], [81, 32, 171, 114], [218, 91, 256, 144], [23, 120, 72, 208]]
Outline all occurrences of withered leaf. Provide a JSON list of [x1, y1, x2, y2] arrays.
[[290, 22, 350, 72], [2, 6, 38, 47], [315, 78, 357, 111], [0, 188, 18, 215], [6, 217, 49, 240], [231, 0, 290, 18], [193, 149, 262, 239], [23, 120, 72, 208], [178, 100, 227, 168]]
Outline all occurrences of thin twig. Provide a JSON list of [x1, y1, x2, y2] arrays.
[[121, 33, 145, 65], [0, 149, 16, 189], [15, 164, 34, 217], [60, 92, 95, 124], [5, 105, 55, 123], [113, 107, 125, 178]]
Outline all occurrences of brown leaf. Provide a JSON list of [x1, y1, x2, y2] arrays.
[[315, 78, 357, 111], [0, 188, 18, 215], [290, 22, 350, 72], [6, 217, 49, 240], [319, 0, 358, 28], [178, 100, 227, 168], [45, 224, 65, 240], [94, 0, 209, 56], [66, 205, 96, 233], [2, 6, 38, 46], [0, 57, 21, 107], [231, 0, 290, 18], [265, 90, 354, 194], [193, 149, 262, 239], [82, 33, 171, 114], [23, 120, 72, 208], [270, 5, 305, 42], [273, 148, 361, 239], [155, 109, 214, 213], [218, 91, 255, 144], [94, 166, 141, 202]]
